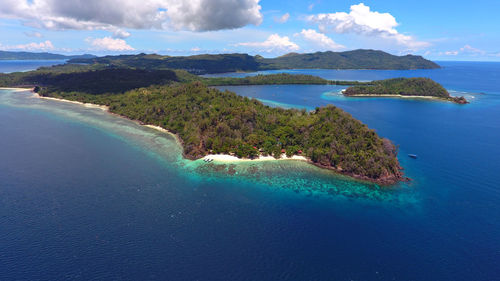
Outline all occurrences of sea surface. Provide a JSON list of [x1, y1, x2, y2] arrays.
[[0, 59, 67, 73], [1, 61, 500, 280]]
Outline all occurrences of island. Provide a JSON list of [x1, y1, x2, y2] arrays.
[[68, 49, 440, 74], [343, 78, 469, 104], [0, 66, 406, 185], [0, 50, 96, 60]]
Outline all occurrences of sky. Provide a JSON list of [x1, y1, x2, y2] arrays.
[[0, 0, 499, 61]]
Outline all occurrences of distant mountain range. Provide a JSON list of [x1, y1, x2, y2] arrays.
[[0, 51, 96, 60], [69, 49, 440, 74]]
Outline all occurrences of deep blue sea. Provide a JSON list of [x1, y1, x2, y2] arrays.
[[1, 61, 500, 280]]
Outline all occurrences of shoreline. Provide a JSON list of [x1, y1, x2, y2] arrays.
[[34, 93, 109, 111], [344, 93, 440, 99], [0, 87, 33, 92], [202, 153, 308, 163]]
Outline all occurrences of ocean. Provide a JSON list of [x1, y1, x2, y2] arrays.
[[0, 60, 67, 73], [1, 61, 499, 280]]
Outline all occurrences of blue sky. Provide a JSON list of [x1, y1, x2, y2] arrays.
[[1, 0, 499, 61]]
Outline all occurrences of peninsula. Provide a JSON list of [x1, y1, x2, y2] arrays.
[[0, 66, 406, 185]]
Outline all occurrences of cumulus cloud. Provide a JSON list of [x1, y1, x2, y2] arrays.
[[274, 13, 290, 24], [0, 0, 263, 36], [295, 29, 344, 51], [87, 37, 135, 51], [307, 3, 429, 50], [0, 40, 54, 51], [236, 34, 299, 53]]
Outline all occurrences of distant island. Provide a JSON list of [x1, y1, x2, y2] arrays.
[[0, 65, 406, 185], [343, 78, 469, 104], [69, 49, 440, 74], [0, 50, 96, 60]]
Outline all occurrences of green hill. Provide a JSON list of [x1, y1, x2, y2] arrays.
[[69, 49, 439, 74], [260, 50, 440, 70]]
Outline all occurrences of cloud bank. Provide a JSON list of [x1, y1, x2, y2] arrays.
[[296, 29, 344, 51], [86, 37, 135, 51], [0, 40, 54, 51], [0, 0, 263, 36], [236, 34, 299, 53], [307, 3, 429, 50]]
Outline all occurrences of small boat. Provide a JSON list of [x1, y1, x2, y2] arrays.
[[408, 154, 418, 159]]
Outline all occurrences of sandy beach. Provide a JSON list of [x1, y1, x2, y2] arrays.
[[344, 93, 439, 99], [34, 93, 109, 111], [202, 154, 308, 163], [0, 87, 33, 92]]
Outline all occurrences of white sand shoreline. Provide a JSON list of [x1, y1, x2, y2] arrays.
[[0, 87, 33, 92], [35, 93, 109, 111], [202, 154, 308, 163], [345, 93, 440, 99]]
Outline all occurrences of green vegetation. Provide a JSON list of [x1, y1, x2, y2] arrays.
[[344, 78, 469, 104], [8, 65, 470, 183], [69, 49, 439, 74], [0, 65, 189, 93], [258, 50, 440, 70], [203, 73, 370, 86], [0, 50, 95, 60], [37, 81, 403, 185]]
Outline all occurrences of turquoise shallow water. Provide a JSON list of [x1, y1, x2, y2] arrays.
[[1, 61, 500, 280]]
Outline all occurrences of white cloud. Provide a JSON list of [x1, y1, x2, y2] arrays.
[[236, 34, 299, 53], [307, 3, 429, 50], [0, 40, 54, 51], [460, 45, 485, 55], [191, 47, 201, 52], [295, 29, 344, 51], [111, 28, 131, 39], [442, 45, 485, 56], [274, 13, 290, 23], [87, 37, 135, 51], [0, 0, 263, 36]]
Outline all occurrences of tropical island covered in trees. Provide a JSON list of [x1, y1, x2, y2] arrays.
[[343, 78, 469, 104], [0, 65, 409, 185], [68, 49, 440, 74]]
